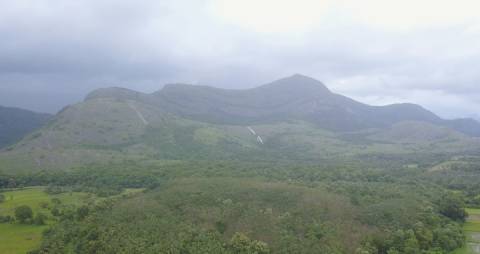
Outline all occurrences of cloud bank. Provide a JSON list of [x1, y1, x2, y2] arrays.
[[0, 0, 479, 119]]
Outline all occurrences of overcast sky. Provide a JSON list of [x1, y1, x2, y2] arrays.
[[0, 0, 480, 119]]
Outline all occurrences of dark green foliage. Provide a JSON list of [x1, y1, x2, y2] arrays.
[[76, 206, 89, 220], [34, 212, 47, 225], [437, 194, 467, 222], [15, 205, 33, 223], [0, 215, 13, 223], [229, 232, 270, 254], [51, 207, 61, 217], [2, 159, 473, 253], [36, 178, 366, 253]]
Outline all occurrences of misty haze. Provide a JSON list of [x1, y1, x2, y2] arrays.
[[1, 1, 480, 254]]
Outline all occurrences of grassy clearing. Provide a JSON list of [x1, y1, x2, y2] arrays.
[[0, 186, 92, 216], [0, 186, 145, 254], [0, 187, 94, 254], [0, 223, 48, 254], [452, 245, 469, 254]]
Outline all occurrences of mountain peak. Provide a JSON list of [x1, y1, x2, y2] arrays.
[[257, 74, 331, 96], [85, 87, 143, 101]]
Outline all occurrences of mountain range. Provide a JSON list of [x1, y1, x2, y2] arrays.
[[87, 74, 480, 135], [1, 74, 479, 173]]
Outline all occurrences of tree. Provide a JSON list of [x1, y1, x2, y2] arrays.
[[355, 242, 378, 254], [438, 194, 467, 221], [34, 212, 47, 225], [51, 198, 61, 205], [51, 207, 61, 217], [413, 222, 433, 250], [15, 205, 33, 223], [230, 232, 270, 254], [76, 205, 89, 220], [7, 178, 16, 188]]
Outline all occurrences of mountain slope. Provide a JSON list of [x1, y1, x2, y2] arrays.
[[86, 74, 480, 135], [1, 74, 479, 173], [0, 106, 51, 148]]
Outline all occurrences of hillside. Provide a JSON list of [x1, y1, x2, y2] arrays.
[[1, 75, 478, 254], [87, 74, 480, 135], [1, 74, 480, 173], [0, 106, 51, 149]]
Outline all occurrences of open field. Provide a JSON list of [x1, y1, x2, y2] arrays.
[[0, 223, 48, 254], [0, 186, 92, 216], [0, 187, 93, 254], [0, 186, 145, 254]]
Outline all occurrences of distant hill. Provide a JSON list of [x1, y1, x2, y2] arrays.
[[0, 106, 51, 148], [1, 74, 480, 173]]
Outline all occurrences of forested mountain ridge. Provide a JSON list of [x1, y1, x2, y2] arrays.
[[1, 74, 480, 173], [86, 74, 480, 135]]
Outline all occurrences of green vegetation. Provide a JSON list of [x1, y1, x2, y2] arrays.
[[0, 187, 103, 254], [1, 158, 478, 253], [15, 205, 33, 223], [2, 78, 480, 253], [0, 160, 470, 254], [37, 178, 365, 253], [0, 223, 48, 254]]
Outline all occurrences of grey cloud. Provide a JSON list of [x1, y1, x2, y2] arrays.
[[0, 0, 479, 119]]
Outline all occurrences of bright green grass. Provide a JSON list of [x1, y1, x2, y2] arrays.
[[0, 187, 94, 254], [0, 187, 144, 254], [467, 208, 480, 215], [465, 221, 480, 232], [452, 245, 469, 254], [452, 245, 470, 254], [0, 223, 48, 254], [0, 186, 92, 216]]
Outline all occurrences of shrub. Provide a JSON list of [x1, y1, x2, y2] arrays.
[[34, 213, 47, 225], [15, 205, 33, 223], [0, 215, 13, 223]]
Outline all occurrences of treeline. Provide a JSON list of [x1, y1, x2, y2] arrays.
[[0, 163, 161, 196]]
